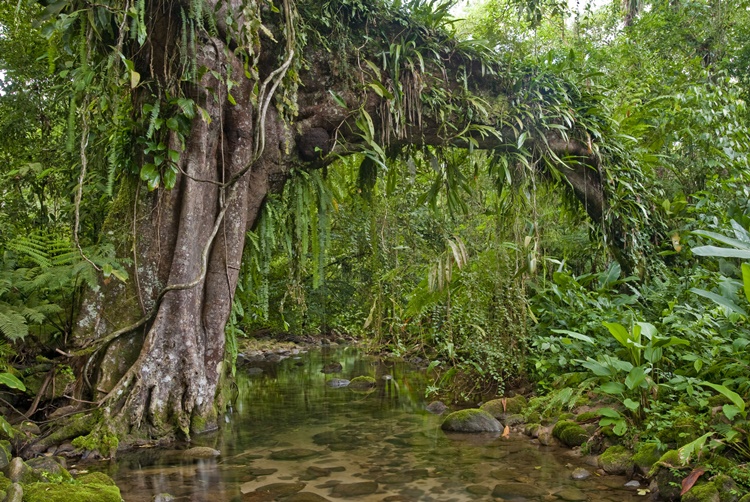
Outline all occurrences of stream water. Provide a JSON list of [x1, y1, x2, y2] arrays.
[[93, 346, 642, 501]]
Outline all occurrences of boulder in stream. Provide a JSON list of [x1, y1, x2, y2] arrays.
[[441, 409, 502, 432], [321, 363, 342, 374], [326, 379, 350, 388], [425, 401, 447, 415], [182, 446, 221, 458], [348, 376, 376, 390]]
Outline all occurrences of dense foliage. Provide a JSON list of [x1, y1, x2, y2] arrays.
[[2, 0, 750, 491]]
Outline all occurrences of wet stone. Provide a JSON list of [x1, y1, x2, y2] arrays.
[[248, 468, 278, 476], [315, 480, 342, 489], [466, 484, 491, 495], [624, 480, 640, 488], [555, 487, 589, 501], [376, 472, 413, 484], [285, 493, 332, 502], [270, 448, 320, 460], [330, 481, 378, 497], [182, 447, 220, 458], [326, 379, 350, 388], [572, 468, 592, 480], [241, 492, 275, 502], [426, 401, 448, 414], [255, 482, 306, 497], [321, 363, 342, 374], [492, 482, 547, 499]]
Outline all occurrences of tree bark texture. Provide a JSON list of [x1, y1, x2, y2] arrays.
[[64, 0, 608, 444]]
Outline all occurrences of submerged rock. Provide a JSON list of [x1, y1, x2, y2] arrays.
[[330, 481, 378, 497], [554, 487, 588, 501], [326, 379, 350, 388], [255, 482, 306, 497], [491, 482, 546, 499], [321, 363, 343, 374], [441, 409, 502, 432], [348, 376, 376, 390], [426, 401, 447, 415], [183, 446, 220, 458], [285, 493, 332, 502], [571, 467, 591, 480], [270, 448, 319, 460]]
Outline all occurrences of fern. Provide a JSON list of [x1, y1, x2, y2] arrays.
[[0, 306, 28, 342]]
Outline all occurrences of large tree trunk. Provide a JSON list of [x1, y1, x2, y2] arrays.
[[46, 0, 611, 449]]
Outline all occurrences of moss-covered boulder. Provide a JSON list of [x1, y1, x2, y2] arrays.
[[348, 376, 376, 390], [648, 450, 684, 501], [24, 481, 122, 502], [632, 443, 664, 474], [552, 420, 589, 447], [441, 409, 502, 433], [655, 415, 702, 447], [598, 445, 634, 475], [77, 472, 118, 486], [480, 396, 527, 418], [682, 483, 721, 502]]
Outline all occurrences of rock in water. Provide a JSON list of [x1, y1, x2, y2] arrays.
[[441, 409, 502, 432], [270, 448, 320, 460], [321, 363, 342, 374], [426, 401, 448, 414], [182, 447, 220, 458], [331, 481, 378, 497], [571, 467, 591, 480], [326, 378, 350, 388]]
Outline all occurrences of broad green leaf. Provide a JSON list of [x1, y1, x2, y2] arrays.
[[691, 246, 750, 260], [0, 373, 25, 391], [692, 230, 750, 250], [678, 433, 713, 465], [742, 263, 750, 304], [723, 404, 741, 421], [598, 408, 622, 418], [625, 366, 647, 390], [690, 288, 747, 316], [600, 381, 626, 395], [701, 382, 745, 413], [550, 329, 595, 344], [598, 262, 621, 290], [603, 321, 630, 348], [329, 90, 347, 109], [623, 398, 640, 411], [580, 359, 613, 377], [0, 416, 13, 438]]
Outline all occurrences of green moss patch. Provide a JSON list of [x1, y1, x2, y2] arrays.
[[598, 445, 634, 475], [23, 482, 122, 502], [348, 376, 376, 390]]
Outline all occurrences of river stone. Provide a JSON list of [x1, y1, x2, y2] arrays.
[[241, 492, 275, 502], [183, 446, 221, 458], [538, 426, 558, 446], [326, 379, 350, 388], [5, 483, 22, 502], [27, 456, 68, 480], [255, 482, 306, 497], [376, 472, 413, 484], [321, 363, 342, 374], [248, 468, 278, 476], [303, 466, 332, 479], [7, 458, 32, 483], [598, 445, 634, 475], [572, 468, 591, 480], [331, 481, 378, 497], [624, 480, 640, 488], [348, 376, 376, 390], [466, 484, 491, 495], [441, 409, 501, 432], [270, 448, 320, 460], [285, 493, 332, 502], [426, 401, 448, 414], [555, 487, 589, 501], [152, 494, 176, 502], [492, 482, 546, 498]]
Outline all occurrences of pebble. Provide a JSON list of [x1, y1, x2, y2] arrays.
[[571, 467, 591, 480]]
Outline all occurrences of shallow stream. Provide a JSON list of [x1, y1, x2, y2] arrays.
[[95, 346, 642, 501]]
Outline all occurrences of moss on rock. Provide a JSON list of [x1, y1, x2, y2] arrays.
[[441, 409, 502, 433], [24, 481, 122, 502], [598, 445, 634, 475], [348, 376, 376, 390], [575, 411, 598, 422], [551, 420, 588, 447], [682, 483, 721, 502], [72, 431, 119, 458], [480, 396, 527, 418], [77, 472, 118, 486], [649, 449, 681, 477], [632, 443, 664, 473]]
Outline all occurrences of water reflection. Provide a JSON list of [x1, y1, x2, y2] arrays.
[[96, 346, 640, 501]]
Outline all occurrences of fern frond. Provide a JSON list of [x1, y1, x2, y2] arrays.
[[0, 306, 28, 342]]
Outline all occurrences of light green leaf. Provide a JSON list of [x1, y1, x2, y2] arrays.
[[690, 288, 747, 316], [550, 329, 595, 344], [329, 90, 347, 109], [603, 321, 630, 348], [625, 366, 647, 390], [701, 382, 745, 413], [691, 246, 750, 260], [600, 381, 626, 395], [0, 373, 25, 391], [742, 263, 750, 304], [623, 398, 640, 411]]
